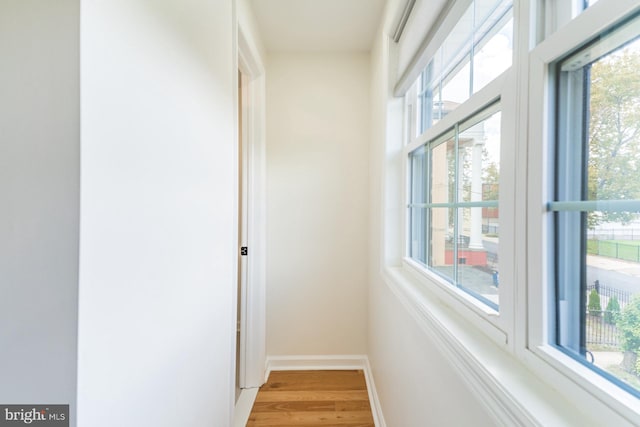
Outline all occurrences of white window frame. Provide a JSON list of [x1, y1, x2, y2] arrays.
[[527, 0, 640, 420], [400, 0, 517, 348], [387, 0, 640, 423]]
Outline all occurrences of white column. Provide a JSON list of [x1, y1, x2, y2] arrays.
[[469, 139, 485, 249]]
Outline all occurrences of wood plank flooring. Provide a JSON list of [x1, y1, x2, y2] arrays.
[[247, 370, 375, 427]]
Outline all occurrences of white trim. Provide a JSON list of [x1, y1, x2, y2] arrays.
[[402, 69, 512, 334], [403, 259, 504, 339], [233, 387, 259, 427], [265, 355, 370, 375], [230, 3, 239, 426], [362, 358, 387, 427], [525, 1, 640, 423], [237, 23, 267, 390], [264, 355, 387, 427], [405, 66, 508, 154]]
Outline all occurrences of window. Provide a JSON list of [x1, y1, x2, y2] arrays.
[[409, 105, 501, 309], [392, 0, 640, 421], [416, 0, 513, 134], [406, 0, 511, 311], [551, 14, 640, 396]]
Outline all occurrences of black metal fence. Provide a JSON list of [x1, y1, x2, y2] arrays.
[[587, 312, 620, 347], [585, 282, 632, 348], [587, 281, 632, 307]]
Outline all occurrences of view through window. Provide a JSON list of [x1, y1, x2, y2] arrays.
[[552, 19, 640, 395], [408, 0, 511, 310]]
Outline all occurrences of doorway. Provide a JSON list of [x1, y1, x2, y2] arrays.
[[236, 69, 247, 402], [236, 34, 267, 393], [233, 27, 267, 426]]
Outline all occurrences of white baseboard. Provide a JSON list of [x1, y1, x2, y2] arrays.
[[362, 357, 387, 427], [233, 387, 259, 427], [265, 355, 386, 427]]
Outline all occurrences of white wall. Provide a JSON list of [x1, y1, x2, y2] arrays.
[[366, 8, 495, 426], [78, 1, 237, 426], [0, 1, 79, 423], [266, 53, 370, 356]]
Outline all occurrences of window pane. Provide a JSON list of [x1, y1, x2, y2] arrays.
[[429, 207, 455, 283], [555, 24, 640, 395], [587, 39, 640, 203], [473, 18, 513, 93], [418, 71, 430, 135], [442, 59, 471, 107], [457, 207, 500, 308], [441, 4, 473, 77], [584, 34, 640, 390], [458, 111, 501, 308], [417, 0, 512, 134], [430, 137, 456, 204], [410, 149, 428, 263], [411, 149, 428, 204], [459, 111, 501, 203], [410, 207, 428, 264], [440, 5, 473, 109], [586, 216, 640, 391]]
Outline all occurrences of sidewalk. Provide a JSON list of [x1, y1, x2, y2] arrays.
[[587, 255, 640, 278]]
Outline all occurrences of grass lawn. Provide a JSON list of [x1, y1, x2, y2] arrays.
[[588, 239, 640, 262], [606, 240, 640, 246]]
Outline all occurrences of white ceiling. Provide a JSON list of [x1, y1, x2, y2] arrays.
[[250, 0, 387, 52]]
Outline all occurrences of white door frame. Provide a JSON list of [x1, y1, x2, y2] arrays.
[[237, 26, 266, 389]]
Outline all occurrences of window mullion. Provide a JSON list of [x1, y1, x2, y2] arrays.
[[454, 123, 461, 286], [426, 143, 432, 265]]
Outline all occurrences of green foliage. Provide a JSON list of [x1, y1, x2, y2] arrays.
[[588, 289, 602, 316], [587, 47, 640, 227], [604, 295, 621, 324], [618, 295, 640, 353]]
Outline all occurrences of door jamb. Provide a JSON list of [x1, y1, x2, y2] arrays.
[[237, 27, 266, 389]]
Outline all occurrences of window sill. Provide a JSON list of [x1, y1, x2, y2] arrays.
[[403, 257, 501, 323], [525, 344, 640, 424], [382, 265, 620, 426]]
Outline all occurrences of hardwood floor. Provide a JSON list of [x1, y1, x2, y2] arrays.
[[247, 370, 375, 426]]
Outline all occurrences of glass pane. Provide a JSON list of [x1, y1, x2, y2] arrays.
[[410, 149, 428, 264], [587, 38, 640, 203], [583, 36, 640, 392], [410, 207, 428, 264], [439, 4, 473, 111], [410, 149, 428, 204], [459, 111, 501, 203], [556, 26, 640, 395], [417, 71, 428, 135], [457, 207, 500, 307], [429, 207, 455, 283], [475, 0, 509, 28], [430, 137, 455, 204], [586, 213, 640, 392], [442, 59, 471, 107], [473, 18, 513, 93], [441, 4, 473, 75], [430, 54, 444, 126], [417, 0, 513, 133]]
